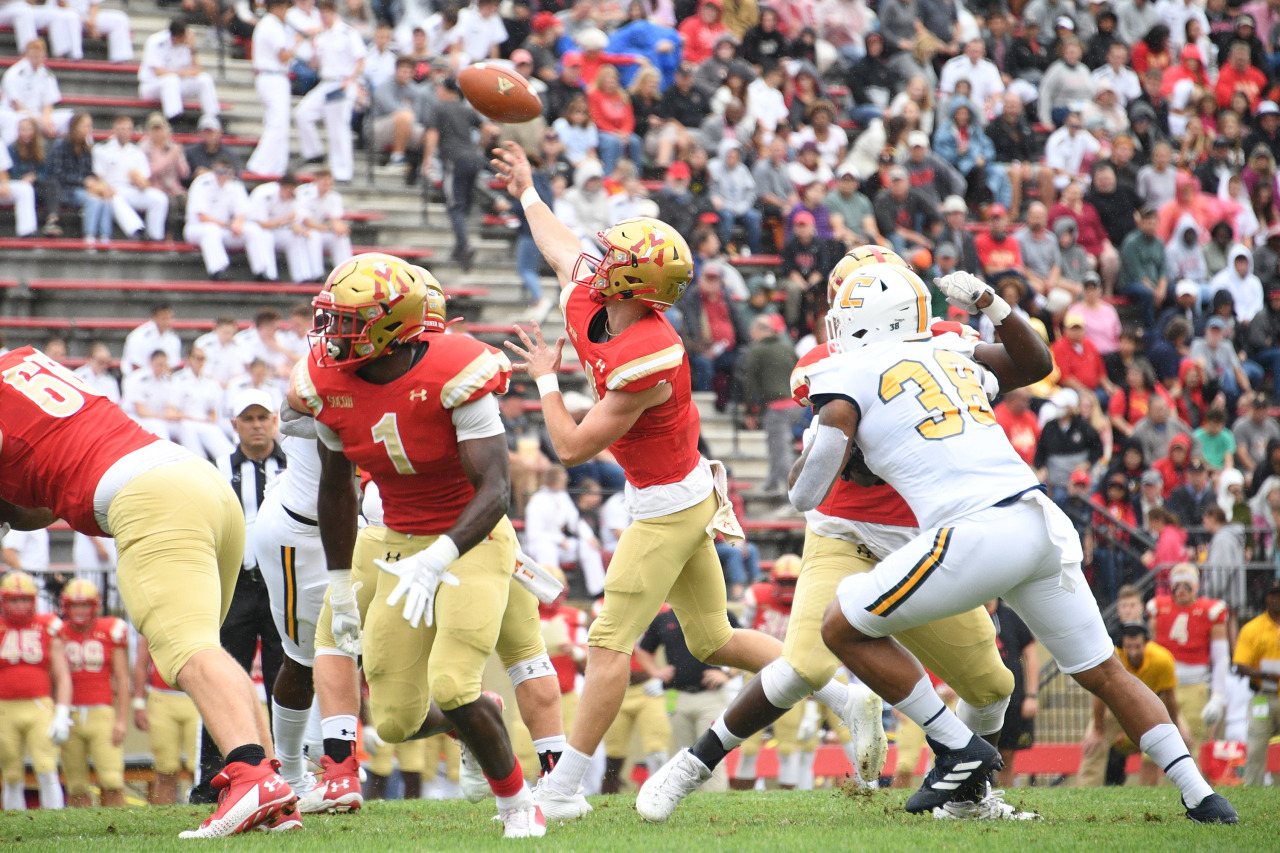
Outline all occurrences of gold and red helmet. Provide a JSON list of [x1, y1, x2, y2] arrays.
[[61, 578, 101, 627], [771, 553, 802, 607], [0, 571, 39, 625], [413, 266, 448, 334], [826, 245, 910, 305], [310, 252, 428, 369], [571, 217, 694, 311]]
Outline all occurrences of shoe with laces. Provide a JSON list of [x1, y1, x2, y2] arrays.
[[498, 803, 547, 838], [905, 735, 1003, 815], [932, 782, 1041, 820], [257, 800, 303, 831], [1185, 793, 1239, 824], [298, 755, 363, 814], [531, 778, 593, 822], [836, 684, 888, 783], [459, 742, 492, 803], [636, 748, 711, 823], [178, 759, 295, 838]]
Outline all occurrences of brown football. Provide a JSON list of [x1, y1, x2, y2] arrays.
[[458, 62, 542, 123]]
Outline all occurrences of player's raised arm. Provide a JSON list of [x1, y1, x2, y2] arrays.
[[491, 141, 582, 287], [934, 271, 1053, 391]]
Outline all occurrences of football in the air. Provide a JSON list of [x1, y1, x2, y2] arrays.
[[458, 62, 542, 123]]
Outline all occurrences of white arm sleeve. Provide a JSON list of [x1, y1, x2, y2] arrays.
[[788, 424, 850, 512], [315, 420, 343, 452], [278, 402, 318, 439], [451, 394, 504, 442], [1210, 637, 1230, 696]]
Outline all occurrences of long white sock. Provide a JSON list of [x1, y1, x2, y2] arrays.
[[733, 752, 757, 780], [36, 772, 63, 809], [544, 745, 591, 794], [711, 715, 746, 750], [797, 751, 816, 791], [894, 675, 971, 750], [778, 751, 799, 787], [304, 699, 324, 764], [533, 734, 566, 757], [495, 781, 533, 811], [813, 679, 849, 712], [1140, 723, 1213, 808], [2, 781, 26, 810], [321, 714, 359, 743], [272, 699, 312, 784]]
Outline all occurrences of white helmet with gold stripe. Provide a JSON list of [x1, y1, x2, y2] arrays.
[[825, 262, 932, 353]]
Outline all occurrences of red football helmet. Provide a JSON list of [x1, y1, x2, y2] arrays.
[[770, 553, 802, 608], [61, 578, 101, 628], [0, 571, 39, 626]]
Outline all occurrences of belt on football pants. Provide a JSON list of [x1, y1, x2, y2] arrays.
[[284, 504, 318, 527], [993, 484, 1048, 508]]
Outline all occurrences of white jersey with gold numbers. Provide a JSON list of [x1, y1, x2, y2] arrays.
[[803, 334, 1036, 530]]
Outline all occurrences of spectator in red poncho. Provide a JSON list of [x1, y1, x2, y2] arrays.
[[1162, 44, 1211, 97], [1214, 41, 1267, 111], [1091, 472, 1140, 601], [994, 387, 1041, 466], [1151, 433, 1194, 498], [677, 0, 728, 65], [1054, 310, 1120, 400], [1131, 24, 1173, 74], [1156, 172, 1239, 243], [587, 65, 641, 173], [1173, 356, 1226, 427], [1141, 505, 1192, 571]]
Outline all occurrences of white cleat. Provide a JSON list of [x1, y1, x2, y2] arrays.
[[933, 784, 1041, 820], [459, 742, 492, 803], [531, 779, 593, 822], [499, 803, 547, 838], [636, 748, 711, 823], [837, 684, 887, 783]]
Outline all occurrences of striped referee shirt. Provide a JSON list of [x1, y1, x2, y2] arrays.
[[217, 442, 287, 570]]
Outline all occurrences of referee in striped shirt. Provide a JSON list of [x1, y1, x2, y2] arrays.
[[191, 388, 288, 803]]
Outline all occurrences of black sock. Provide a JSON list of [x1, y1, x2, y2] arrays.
[[324, 737, 354, 763], [225, 744, 267, 767], [538, 750, 562, 775], [691, 730, 730, 771]]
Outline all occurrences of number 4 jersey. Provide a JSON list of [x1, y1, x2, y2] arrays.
[[801, 334, 1036, 530]]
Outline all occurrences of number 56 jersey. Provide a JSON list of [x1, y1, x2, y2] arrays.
[[802, 334, 1036, 530]]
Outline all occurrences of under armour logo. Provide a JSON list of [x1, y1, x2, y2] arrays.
[[333, 779, 350, 790], [340, 728, 355, 738], [409, 389, 429, 402], [263, 778, 280, 791], [386, 553, 401, 562], [527, 665, 537, 674]]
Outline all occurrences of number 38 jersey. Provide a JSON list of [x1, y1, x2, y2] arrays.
[[0, 347, 159, 536], [0, 613, 61, 700], [293, 333, 511, 536], [802, 334, 1036, 530], [60, 616, 128, 706]]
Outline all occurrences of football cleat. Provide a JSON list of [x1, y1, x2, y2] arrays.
[[459, 742, 492, 803], [1185, 793, 1239, 824], [498, 803, 547, 838], [531, 778, 593, 822], [178, 759, 296, 838], [298, 755, 363, 814], [904, 735, 1003, 815], [932, 783, 1041, 820], [837, 684, 888, 783], [636, 748, 711, 823], [257, 800, 303, 832]]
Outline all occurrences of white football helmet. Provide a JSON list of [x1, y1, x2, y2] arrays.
[[825, 262, 933, 353]]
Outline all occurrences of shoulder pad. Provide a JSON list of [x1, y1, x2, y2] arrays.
[[1206, 599, 1228, 622], [438, 336, 513, 409], [791, 343, 833, 407], [45, 615, 63, 635], [292, 352, 326, 417], [107, 618, 128, 645]]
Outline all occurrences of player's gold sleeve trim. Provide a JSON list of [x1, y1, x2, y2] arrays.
[[606, 344, 685, 390], [441, 349, 512, 409], [293, 359, 324, 416], [866, 527, 953, 617]]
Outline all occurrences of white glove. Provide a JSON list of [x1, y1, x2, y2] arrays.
[[362, 722, 386, 752], [329, 577, 363, 656], [376, 537, 461, 629], [796, 701, 822, 742], [1201, 691, 1227, 725], [935, 271, 1010, 322], [643, 677, 665, 698], [47, 704, 72, 745], [512, 548, 565, 604]]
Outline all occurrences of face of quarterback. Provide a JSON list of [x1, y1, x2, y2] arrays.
[[1171, 580, 1197, 606]]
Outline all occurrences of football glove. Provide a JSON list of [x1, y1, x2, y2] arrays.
[[935, 271, 1010, 322], [329, 578, 363, 656], [377, 538, 461, 629], [796, 701, 822, 742], [362, 723, 386, 752], [48, 704, 73, 745], [643, 678, 666, 698], [513, 548, 565, 604], [1201, 692, 1227, 725]]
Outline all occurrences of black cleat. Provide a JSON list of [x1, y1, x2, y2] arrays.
[[1185, 793, 1239, 824], [905, 735, 1004, 814]]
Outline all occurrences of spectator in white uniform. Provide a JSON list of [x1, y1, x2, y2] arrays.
[[939, 39, 1005, 119], [120, 348, 177, 438], [171, 345, 234, 461], [0, 139, 37, 235], [0, 39, 73, 144], [284, 0, 323, 89], [362, 22, 398, 93], [139, 20, 220, 122], [72, 341, 120, 402], [224, 357, 282, 423], [184, 157, 257, 281], [296, 168, 351, 278], [246, 0, 298, 178], [61, 0, 133, 62], [19, 0, 80, 60], [2, 527, 50, 575], [523, 465, 606, 596], [244, 173, 315, 282], [92, 114, 169, 240], [453, 0, 507, 65], [294, 0, 366, 182], [275, 303, 312, 361], [235, 308, 294, 383], [193, 316, 249, 387], [121, 303, 182, 375], [0, 1, 40, 55]]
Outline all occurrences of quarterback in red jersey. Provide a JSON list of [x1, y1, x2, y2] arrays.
[[0, 347, 293, 836], [290, 253, 546, 838], [1148, 562, 1231, 761], [494, 141, 862, 819], [0, 571, 71, 811], [58, 579, 130, 808]]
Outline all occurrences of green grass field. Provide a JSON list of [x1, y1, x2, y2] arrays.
[[0, 787, 1272, 853]]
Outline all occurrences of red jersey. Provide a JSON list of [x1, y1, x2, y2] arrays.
[[745, 582, 791, 642], [790, 342, 918, 528], [295, 334, 511, 535], [0, 347, 157, 536], [148, 662, 179, 693], [1148, 594, 1227, 667], [0, 613, 61, 700], [561, 282, 702, 490], [60, 616, 127, 706], [973, 232, 1022, 274], [539, 603, 587, 695], [1052, 336, 1107, 391], [994, 402, 1041, 466]]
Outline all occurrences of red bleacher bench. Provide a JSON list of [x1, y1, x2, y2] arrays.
[[240, 171, 314, 184], [0, 56, 140, 74], [730, 254, 783, 268], [0, 238, 433, 260], [90, 129, 261, 147], [741, 519, 804, 532], [0, 279, 17, 289], [60, 94, 234, 113], [26, 277, 474, 297]]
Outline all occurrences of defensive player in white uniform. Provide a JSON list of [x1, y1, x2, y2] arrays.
[[293, 0, 365, 183], [795, 266, 1238, 824], [246, 0, 296, 179]]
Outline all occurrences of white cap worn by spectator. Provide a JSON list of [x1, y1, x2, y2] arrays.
[[1055, 16, 1075, 31], [943, 195, 967, 214], [1045, 287, 1074, 314], [1258, 101, 1280, 117], [1051, 388, 1079, 412], [1175, 280, 1200, 300], [231, 388, 275, 417], [908, 131, 930, 149], [198, 114, 222, 132]]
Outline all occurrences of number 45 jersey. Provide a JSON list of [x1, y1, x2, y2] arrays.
[[802, 334, 1036, 530]]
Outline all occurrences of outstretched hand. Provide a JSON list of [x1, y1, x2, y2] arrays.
[[490, 140, 534, 198], [505, 320, 565, 381]]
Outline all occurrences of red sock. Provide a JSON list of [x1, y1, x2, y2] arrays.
[[484, 761, 525, 798]]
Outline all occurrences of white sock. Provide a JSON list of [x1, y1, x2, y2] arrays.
[[272, 699, 312, 784], [544, 746, 591, 794], [733, 753, 757, 780], [778, 751, 799, 787], [533, 734, 566, 757], [712, 715, 746, 750], [321, 714, 360, 743], [36, 772, 63, 809], [645, 751, 669, 772], [813, 679, 849, 712], [304, 699, 324, 763], [797, 751, 816, 791], [894, 675, 971, 750], [496, 781, 533, 811], [1140, 724, 1213, 808], [2, 781, 26, 810]]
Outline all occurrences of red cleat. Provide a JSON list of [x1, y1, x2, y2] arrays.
[[178, 759, 296, 838], [297, 755, 363, 814]]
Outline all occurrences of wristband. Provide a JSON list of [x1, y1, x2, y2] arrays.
[[329, 569, 354, 603], [132, 697, 147, 711], [520, 186, 542, 211], [536, 373, 560, 398], [981, 294, 1012, 324], [424, 534, 460, 567]]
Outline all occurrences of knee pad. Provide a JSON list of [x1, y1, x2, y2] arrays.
[[429, 671, 480, 713], [507, 654, 556, 689], [955, 659, 1016, 710], [97, 766, 125, 792], [760, 659, 813, 710], [956, 696, 1011, 738]]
